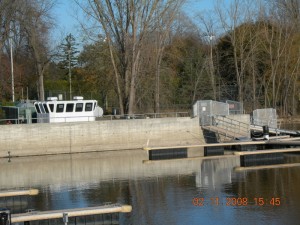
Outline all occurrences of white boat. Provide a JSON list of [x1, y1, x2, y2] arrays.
[[34, 96, 103, 123]]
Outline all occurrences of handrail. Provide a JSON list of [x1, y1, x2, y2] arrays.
[[251, 117, 278, 128], [211, 115, 250, 139]]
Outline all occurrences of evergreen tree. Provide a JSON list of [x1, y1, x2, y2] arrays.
[[59, 33, 79, 99]]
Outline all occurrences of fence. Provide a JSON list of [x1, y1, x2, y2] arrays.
[[226, 100, 243, 114], [193, 100, 229, 126], [252, 108, 277, 128]]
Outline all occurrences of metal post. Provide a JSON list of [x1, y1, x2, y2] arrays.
[[9, 23, 14, 103], [63, 212, 68, 225]]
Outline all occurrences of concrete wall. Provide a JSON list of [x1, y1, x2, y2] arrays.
[[0, 117, 204, 157]]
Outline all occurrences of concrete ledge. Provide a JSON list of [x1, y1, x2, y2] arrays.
[[0, 117, 204, 157]]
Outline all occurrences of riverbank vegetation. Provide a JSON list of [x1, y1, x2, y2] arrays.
[[0, 0, 299, 116]]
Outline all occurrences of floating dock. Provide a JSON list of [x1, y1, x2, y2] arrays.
[[144, 137, 300, 168], [0, 189, 39, 198], [143, 140, 267, 151], [235, 163, 300, 171], [11, 204, 132, 223]]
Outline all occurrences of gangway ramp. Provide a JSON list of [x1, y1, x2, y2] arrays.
[[202, 125, 249, 140], [202, 115, 250, 141]]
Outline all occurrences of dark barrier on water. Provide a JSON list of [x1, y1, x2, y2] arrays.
[[240, 153, 284, 167], [204, 146, 224, 156], [234, 144, 258, 151], [149, 148, 187, 160], [202, 130, 218, 143]]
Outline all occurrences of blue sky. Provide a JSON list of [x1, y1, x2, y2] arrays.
[[51, 0, 227, 45]]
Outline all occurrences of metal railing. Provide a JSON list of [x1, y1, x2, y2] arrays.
[[98, 112, 190, 121], [212, 115, 250, 139], [0, 118, 21, 125], [251, 117, 278, 129], [0, 112, 190, 125]]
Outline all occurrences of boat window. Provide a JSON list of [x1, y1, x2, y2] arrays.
[[56, 104, 64, 113], [39, 103, 45, 113], [85, 103, 93, 111], [66, 103, 74, 112], [43, 104, 49, 113], [34, 104, 41, 113], [75, 103, 83, 112], [49, 104, 54, 112]]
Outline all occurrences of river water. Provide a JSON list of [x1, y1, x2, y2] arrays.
[[0, 148, 300, 225]]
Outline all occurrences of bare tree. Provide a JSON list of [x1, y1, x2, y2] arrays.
[[215, 0, 259, 104], [262, 0, 300, 115], [197, 13, 218, 100], [17, 0, 55, 101], [153, 1, 184, 113], [75, 0, 184, 114], [0, 0, 18, 100]]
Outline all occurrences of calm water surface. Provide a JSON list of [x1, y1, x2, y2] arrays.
[[0, 149, 300, 225]]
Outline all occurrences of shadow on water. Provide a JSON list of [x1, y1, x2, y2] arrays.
[[0, 149, 300, 225]]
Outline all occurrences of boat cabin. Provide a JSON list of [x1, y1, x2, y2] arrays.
[[34, 96, 103, 123]]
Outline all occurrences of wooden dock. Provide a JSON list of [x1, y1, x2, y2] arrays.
[[234, 148, 300, 155], [0, 189, 39, 198], [235, 163, 300, 171], [143, 136, 299, 151], [11, 204, 132, 223], [143, 136, 300, 168]]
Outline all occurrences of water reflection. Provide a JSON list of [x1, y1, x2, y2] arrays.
[[0, 150, 299, 225], [196, 157, 240, 189]]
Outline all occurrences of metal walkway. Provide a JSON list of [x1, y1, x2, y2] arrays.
[[202, 125, 249, 139], [250, 124, 300, 136], [202, 115, 300, 141], [202, 115, 250, 141]]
